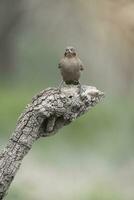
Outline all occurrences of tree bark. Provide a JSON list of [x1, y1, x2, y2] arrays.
[[0, 85, 104, 199]]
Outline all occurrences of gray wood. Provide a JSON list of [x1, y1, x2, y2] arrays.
[[0, 85, 104, 199]]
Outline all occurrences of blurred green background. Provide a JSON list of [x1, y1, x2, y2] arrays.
[[0, 0, 134, 199]]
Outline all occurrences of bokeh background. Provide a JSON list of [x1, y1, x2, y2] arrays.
[[0, 0, 134, 199]]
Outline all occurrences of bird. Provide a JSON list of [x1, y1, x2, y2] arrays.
[[58, 46, 84, 91]]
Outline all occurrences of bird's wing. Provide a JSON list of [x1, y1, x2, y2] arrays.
[[77, 58, 84, 71], [80, 64, 84, 71], [79, 60, 84, 71], [58, 59, 64, 68], [58, 63, 61, 68]]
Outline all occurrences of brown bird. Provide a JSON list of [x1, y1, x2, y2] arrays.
[[58, 46, 84, 90]]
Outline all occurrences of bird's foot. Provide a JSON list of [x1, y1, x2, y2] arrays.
[[58, 80, 64, 93], [78, 83, 84, 97]]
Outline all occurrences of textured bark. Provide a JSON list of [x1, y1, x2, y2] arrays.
[[0, 85, 104, 199]]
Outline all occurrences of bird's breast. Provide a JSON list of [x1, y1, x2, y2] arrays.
[[61, 58, 80, 72], [60, 58, 81, 82]]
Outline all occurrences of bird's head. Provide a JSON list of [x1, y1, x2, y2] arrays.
[[64, 46, 77, 58]]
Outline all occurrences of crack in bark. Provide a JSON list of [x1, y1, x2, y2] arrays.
[[0, 85, 104, 199]]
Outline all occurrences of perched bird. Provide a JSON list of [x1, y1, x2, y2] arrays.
[[58, 46, 84, 90]]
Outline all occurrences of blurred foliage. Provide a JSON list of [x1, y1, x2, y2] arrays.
[[88, 185, 123, 200]]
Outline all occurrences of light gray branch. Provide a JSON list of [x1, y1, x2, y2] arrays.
[[0, 85, 104, 199]]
